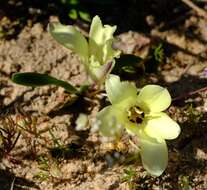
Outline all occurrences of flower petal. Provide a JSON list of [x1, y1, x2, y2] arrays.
[[144, 112, 181, 140], [48, 22, 88, 62], [97, 106, 124, 138], [125, 121, 140, 136], [105, 74, 137, 106], [139, 132, 168, 176], [137, 85, 171, 113], [102, 39, 121, 63], [89, 16, 116, 46], [88, 16, 120, 65]]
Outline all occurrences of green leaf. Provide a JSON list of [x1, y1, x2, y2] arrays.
[[122, 66, 137, 73], [113, 54, 142, 73], [78, 10, 91, 22], [68, 9, 78, 20], [61, 0, 79, 5], [153, 43, 164, 63], [48, 22, 88, 62], [69, 0, 79, 5], [78, 85, 89, 94], [11, 72, 78, 94]]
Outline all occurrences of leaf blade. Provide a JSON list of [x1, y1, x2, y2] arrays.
[[11, 72, 78, 94]]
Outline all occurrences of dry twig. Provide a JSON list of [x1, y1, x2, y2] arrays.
[[181, 0, 207, 19], [172, 86, 207, 101]]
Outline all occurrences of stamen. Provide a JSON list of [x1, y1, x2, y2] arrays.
[[127, 106, 144, 124]]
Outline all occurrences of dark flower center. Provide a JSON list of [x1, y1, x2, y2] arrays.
[[127, 106, 144, 124]]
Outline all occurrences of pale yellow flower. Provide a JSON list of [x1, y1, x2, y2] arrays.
[[48, 16, 120, 83], [97, 74, 180, 176]]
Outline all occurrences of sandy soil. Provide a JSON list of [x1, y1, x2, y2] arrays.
[[0, 5, 207, 190]]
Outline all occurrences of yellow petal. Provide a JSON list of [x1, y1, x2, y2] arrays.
[[105, 74, 137, 107], [48, 22, 88, 62], [139, 132, 168, 176], [97, 106, 124, 138], [89, 16, 116, 46], [88, 16, 119, 65], [125, 121, 140, 136], [102, 39, 121, 64], [137, 85, 171, 113], [144, 112, 180, 140]]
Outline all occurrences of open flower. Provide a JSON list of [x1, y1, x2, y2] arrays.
[[48, 16, 120, 84], [97, 75, 180, 176]]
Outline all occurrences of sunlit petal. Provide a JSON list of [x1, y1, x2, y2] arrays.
[[102, 39, 121, 64], [105, 74, 137, 106], [48, 22, 88, 62], [125, 121, 141, 136], [89, 16, 116, 46], [137, 85, 171, 113], [144, 112, 180, 140], [88, 16, 119, 67], [139, 132, 168, 176], [97, 106, 125, 138]]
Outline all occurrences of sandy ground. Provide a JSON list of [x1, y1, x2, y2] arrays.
[[0, 7, 207, 190]]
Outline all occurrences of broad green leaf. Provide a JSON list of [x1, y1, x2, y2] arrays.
[[113, 54, 143, 73], [11, 72, 78, 94], [48, 22, 88, 62]]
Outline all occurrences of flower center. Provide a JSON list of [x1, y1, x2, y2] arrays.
[[127, 106, 144, 124]]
